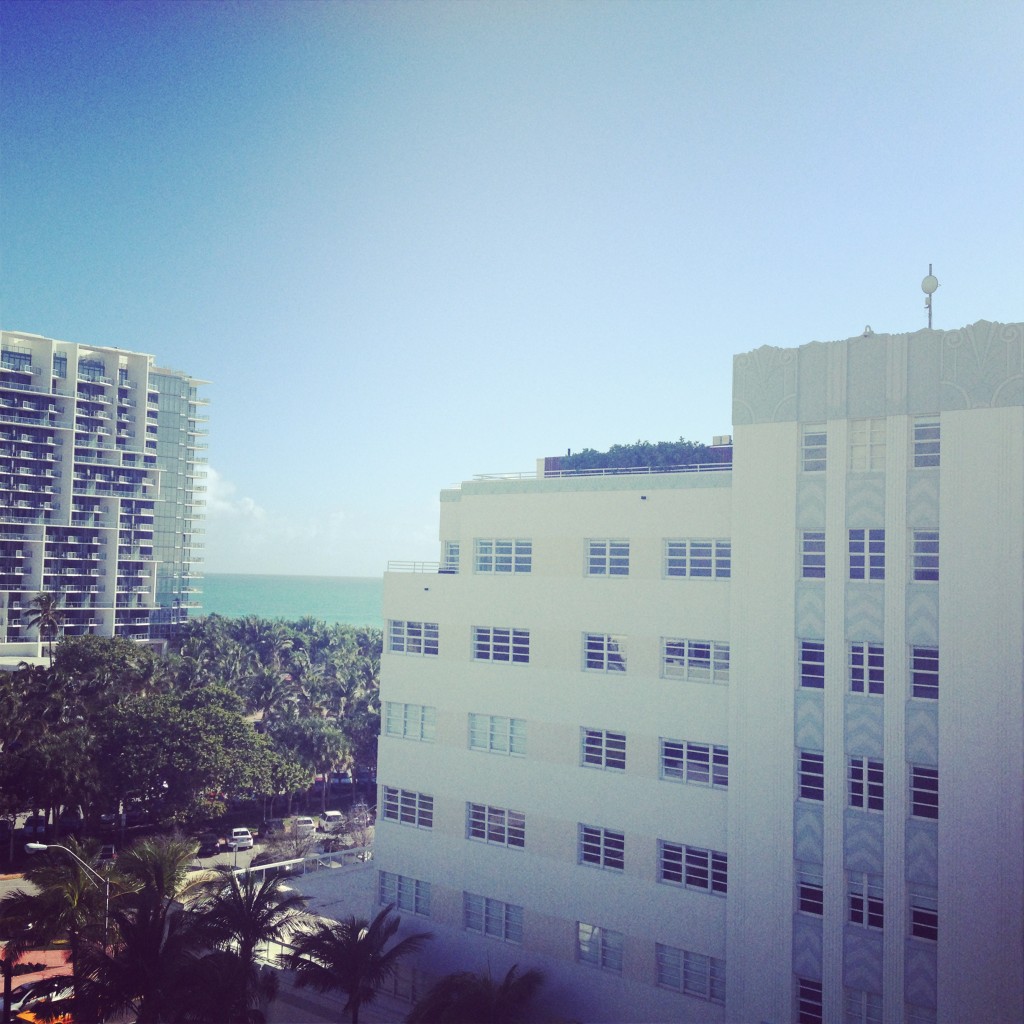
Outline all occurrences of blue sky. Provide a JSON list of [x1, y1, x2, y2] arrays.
[[3, 0, 1021, 577]]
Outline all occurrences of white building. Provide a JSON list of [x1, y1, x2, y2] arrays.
[[0, 330, 208, 658], [375, 319, 1023, 1024]]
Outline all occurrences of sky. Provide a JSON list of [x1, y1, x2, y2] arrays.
[[3, 0, 1022, 577]]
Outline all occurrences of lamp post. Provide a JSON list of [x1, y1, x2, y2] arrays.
[[24, 843, 109, 947]]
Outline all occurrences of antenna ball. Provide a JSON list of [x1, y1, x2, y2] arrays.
[[922, 275, 939, 295]]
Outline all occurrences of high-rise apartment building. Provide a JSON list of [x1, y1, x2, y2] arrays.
[[375, 319, 1023, 1024], [0, 330, 208, 658]]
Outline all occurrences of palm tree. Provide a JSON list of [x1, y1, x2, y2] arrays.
[[23, 591, 64, 666], [189, 866, 309, 1019], [406, 964, 545, 1024], [0, 838, 108, 1016], [287, 903, 431, 1024]]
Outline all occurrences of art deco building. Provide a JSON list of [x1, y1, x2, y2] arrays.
[[375, 320, 1023, 1024], [0, 330, 207, 657]]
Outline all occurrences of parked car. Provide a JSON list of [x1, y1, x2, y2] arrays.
[[57, 809, 84, 836], [22, 815, 47, 838], [318, 810, 344, 833], [292, 816, 315, 838], [226, 827, 254, 851], [9, 977, 74, 1013], [261, 818, 285, 839], [197, 832, 221, 857]]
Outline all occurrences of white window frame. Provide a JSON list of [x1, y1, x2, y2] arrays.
[[909, 890, 938, 941], [378, 870, 431, 916], [850, 417, 886, 472], [912, 416, 940, 468], [468, 713, 526, 756], [911, 646, 939, 700], [912, 530, 939, 582], [848, 756, 884, 811], [798, 750, 825, 801], [797, 978, 824, 1024], [655, 944, 725, 1003], [578, 823, 625, 871], [442, 540, 460, 573], [472, 626, 530, 664], [388, 619, 439, 656], [849, 528, 885, 580], [849, 642, 884, 695], [799, 639, 825, 688], [383, 702, 437, 742], [583, 633, 626, 673], [797, 863, 824, 916], [662, 637, 729, 683], [462, 891, 523, 943], [848, 871, 884, 929], [844, 987, 883, 1024], [657, 841, 728, 894], [664, 538, 731, 578], [910, 765, 939, 819], [381, 786, 434, 829], [801, 531, 826, 579], [660, 738, 728, 788], [587, 538, 630, 576], [802, 423, 827, 472], [581, 728, 626, 771], [474, 538, 532, 574], [466, 802, 526, 848], [576, 922, 623, 973]]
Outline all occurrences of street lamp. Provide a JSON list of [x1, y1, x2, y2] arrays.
[[24, 844, 110, 947]]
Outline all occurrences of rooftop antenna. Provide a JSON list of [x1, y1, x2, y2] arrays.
[[921, 265, 939, 328]]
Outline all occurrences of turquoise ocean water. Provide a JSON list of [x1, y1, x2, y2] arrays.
[[197, 574, 383, 628]]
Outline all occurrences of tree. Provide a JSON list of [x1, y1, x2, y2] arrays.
[[406, 965, 545, 1024], [287, 904, 431, 1024], [22, 592, 63, 666], [188, 867, 309, 1022]]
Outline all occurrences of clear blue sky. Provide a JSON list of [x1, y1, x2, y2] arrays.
[[3, 1, 1021, 577]]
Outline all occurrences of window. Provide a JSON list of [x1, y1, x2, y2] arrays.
[[655, 944, 725, 1003], [849, 529, 885, 580], [802, 531, 826, 579], [473, 626, 530, 663], [798, 751, 825, 801], [913, 417, 940, 468], [584, 633, 626, 672], [797, 978, 823, 1024], [910, 766, 939, 819], [797, 864, 824, 916], [849, 642, 884, 695], [577, 922, 623, 973], [665, 538, 731, 578], [799, 640, 825, 688], [587, 539, 629, 576], [578, 824, 625, 870], [474, 538, 531, 573], [378, 871, 430, 916], [844, 987, 883, 1024], [468, 714, 526, 756], [466, 803, 526, 848], [802, 423, 827, 472], [383, 702, 436, 742], [388, 619, 439, 656], [463, 891, 523, 943], [659, 841, 728, 894], [382, 787, 434, 829], [911, 646, 939, 700], [581, 728, 626, 771], [848, 757, 884, 811], [52, 353, 68, 378], [909, 891, 938, 941], [912, 530, 939, 582], [850, 418, 885, 471], [442, 541, 459, 573], [660, 739, 728, 788], [848, 872, 884, 928], [662, 638, 729, 683]]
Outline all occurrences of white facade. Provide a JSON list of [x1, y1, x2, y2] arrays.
[[0, 330, 208, 657], [376, 320, 1024, 1024]]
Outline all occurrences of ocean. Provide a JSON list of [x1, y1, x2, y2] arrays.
[[197, 573, 384, 628]]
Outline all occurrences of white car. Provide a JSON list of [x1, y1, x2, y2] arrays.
[[226, 827, 254, 850], [318, 810, 344, 832], [293, 816, 315, 838]]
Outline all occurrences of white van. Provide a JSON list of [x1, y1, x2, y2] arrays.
[[293, 816, 315, 838], [318, 810, 344, 832]]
